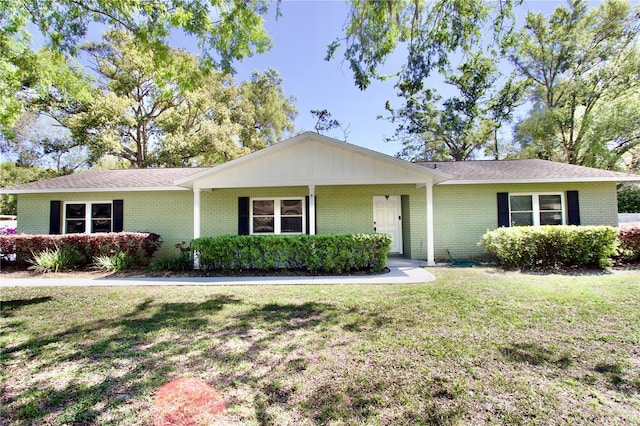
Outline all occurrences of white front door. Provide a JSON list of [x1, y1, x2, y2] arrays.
[[373, 195, 403, 254]]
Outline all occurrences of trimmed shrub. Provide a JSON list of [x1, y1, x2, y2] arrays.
[[28, 247, 83, 273], [481, 226, 618, 269], [191, 234, 392, 274], [618, 224, 640, 261], [0, 232, 162, 266], [94, 252, 136, 272], [149, 253, 194, 272]]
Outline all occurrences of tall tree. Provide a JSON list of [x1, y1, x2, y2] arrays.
[[1, 0, 276, 130], [389, 52, 525, 161], [0, 112, 86, 171], [510, 0, 640, 168], [64, 31, 295, 168], [327, 0, 519, 93], [328, 0, 522, 160]]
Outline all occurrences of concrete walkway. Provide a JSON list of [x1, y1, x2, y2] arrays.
[[0, 257, 435, 287]]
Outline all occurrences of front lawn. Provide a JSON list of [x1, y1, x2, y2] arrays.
[[1, 268, 639, 425]]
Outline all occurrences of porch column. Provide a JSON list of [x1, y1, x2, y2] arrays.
[[426, 182, 435, 266], [308, 185, 316, 235], [193, 187, 201, 269]]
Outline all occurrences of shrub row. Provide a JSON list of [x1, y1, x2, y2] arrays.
[[0, 232, 162, 266], [481, 225, 619, 269], [191, 234, 392, 274]]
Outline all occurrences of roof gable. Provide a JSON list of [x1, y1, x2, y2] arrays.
[[176, 132, 451, 189]]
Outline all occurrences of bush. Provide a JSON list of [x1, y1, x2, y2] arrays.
[[618, 183, 640, 213], [191, 234, 392, 274], [481, 226, 618, 269], [618, 224, 640, 261], [28, 247, 82, 273], [149, 253, 194, 272], [94, 252, 136, 272], [0, 232, 162, 267]]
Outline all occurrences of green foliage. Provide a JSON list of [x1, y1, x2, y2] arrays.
[[93, 251, 135, 272], [328, 0, 519, 91], [28, 246, 82, 273], [481, 226, 619, 269], [391, 53, 526, 161], [65, 31, 295, 168], [2, 0, 274, 72], [618, 184, 640, 213], [0, 162, 65, 215], [149, 253, 194, 272], [191, 234, 392, 274], [510, 0, 640, 169]]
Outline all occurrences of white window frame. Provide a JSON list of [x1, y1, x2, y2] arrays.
[[63, 201, 113, 234], [249, 197, 306, 235], [509, 192, 565, 227]]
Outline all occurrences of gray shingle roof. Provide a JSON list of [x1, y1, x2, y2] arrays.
[[416, 159, 636, 183], [2, 167, 207, 193], [2, 159, 638, 194]]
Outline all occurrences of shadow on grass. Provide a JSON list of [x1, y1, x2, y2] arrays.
[[591, 362, 640, 394], [0, 296, 53, 316], [500, 342, 573, 368], [1, 294, 351, 425]]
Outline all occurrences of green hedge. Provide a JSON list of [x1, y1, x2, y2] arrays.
[[480, 226, 618, 269], [191, 234, 392, 274]]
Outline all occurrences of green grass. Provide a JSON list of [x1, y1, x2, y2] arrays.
[[1, 267, 639, 425]]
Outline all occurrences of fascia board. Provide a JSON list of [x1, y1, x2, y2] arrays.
[[437, 176, 640, 185], [1, 187, 190, 194]]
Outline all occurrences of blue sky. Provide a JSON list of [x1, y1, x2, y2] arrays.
[[30, 1, 606, 158], [216, 0, 600, 157], [232, 0, 419, 156]]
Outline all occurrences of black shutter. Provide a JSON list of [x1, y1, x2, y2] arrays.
[[49, 200, 62, 234], [497, 192, 510, 227], [567, 191, 580, 225], [113, 200, 124, 232], [238, 197, 250, 235]]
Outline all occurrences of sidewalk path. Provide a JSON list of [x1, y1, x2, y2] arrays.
[[0, 258, 435, 287]]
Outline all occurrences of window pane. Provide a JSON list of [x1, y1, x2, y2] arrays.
[[253, 217, 274, 233], [511, 212, 533, 226], [253, 200, 274, 215], [539, 195, 561, 211], [540, 212, 563, 225], [281, 199, 302, 216], [66, 204, 86, 219], [92, 219, 112, 233], [510, 196, 532, 212], [66, 220, 85, 233], [281, 217, 303, 233], [92, 203, 112, 219]]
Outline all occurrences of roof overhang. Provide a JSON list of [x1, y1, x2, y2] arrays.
[[437, 176, 640, 185], [1, 186, 190, 195], [175, 132, 453, 189]]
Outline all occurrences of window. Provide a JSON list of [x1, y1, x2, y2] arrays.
[[509, 193, 564, 227], [64, 202, 113, 234], [250, 198, 304, 234]]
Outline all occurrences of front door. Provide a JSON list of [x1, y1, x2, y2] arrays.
[[373, 195, 403, 254]]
